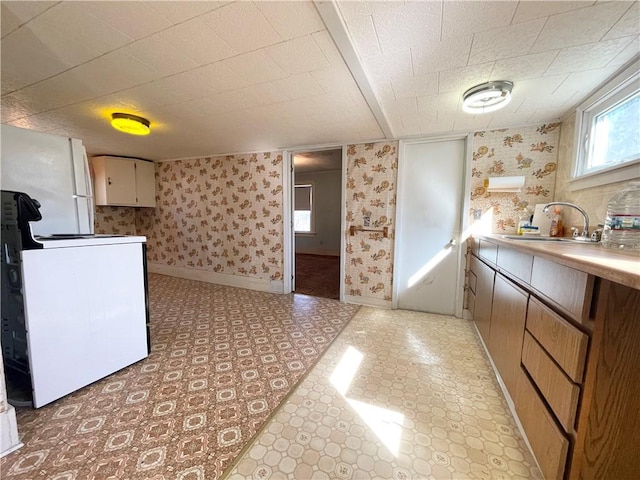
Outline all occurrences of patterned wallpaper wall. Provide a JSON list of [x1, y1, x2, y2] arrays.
[[94, 206, 137, 235], [344, 141, 398, 304], [135, 152, 284, 283], [91, 127, 565, 303], [470, 123, 561, 234]]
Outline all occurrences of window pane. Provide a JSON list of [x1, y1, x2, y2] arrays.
[[294, 210, 311, 232], [588, 92, 640, 172]]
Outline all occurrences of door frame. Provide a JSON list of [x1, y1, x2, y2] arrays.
[[392, 134, 473, 317], [282, 145, 346, 301]]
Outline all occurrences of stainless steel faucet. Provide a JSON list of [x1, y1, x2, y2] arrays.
[[543, 202, 589, 238]]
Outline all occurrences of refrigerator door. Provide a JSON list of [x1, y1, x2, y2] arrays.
[[70, 138, 94, 234], [70, 138, 93, 198], [1, 125, 91, 235], [76, 196, 94, 234]]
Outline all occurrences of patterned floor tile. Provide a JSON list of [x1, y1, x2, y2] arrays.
[[227, 307, 542, 479], [0, 274, 359, 479]]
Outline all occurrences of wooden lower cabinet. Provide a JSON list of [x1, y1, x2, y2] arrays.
[[469, 255, 495, 345], [467, 239, 640, 480], [569, 281, 640, 480], [515, 367, 569, 480], [521, 332, 580, 432], [488, 274, 528, 396]]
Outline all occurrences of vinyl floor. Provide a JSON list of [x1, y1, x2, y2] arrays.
[[0, 274, 359, 479], [1, 275, 542, 479]]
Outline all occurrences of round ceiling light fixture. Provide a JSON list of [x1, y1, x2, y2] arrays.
[[111, 112, 151, 136], [462, 81, 513, 114]]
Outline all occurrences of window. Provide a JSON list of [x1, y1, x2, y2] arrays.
[[294, 184, 314, 233], [586, 91, 639, 173], [572, 61, 640, 190]]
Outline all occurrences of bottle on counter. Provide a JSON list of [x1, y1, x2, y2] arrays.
[[549, 207, 564, 237], [601, 181, 640, 251], [517, 208, 532, 235]]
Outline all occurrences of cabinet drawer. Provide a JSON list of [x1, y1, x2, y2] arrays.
[[467, 290, 476, 315], [522, 332, 580, 432], [515, 368, 569, 480], [478, 239, 498, 265], [497, 245, 533, 284], [527, 297, 589, 383], [530, 256, 593, 323], [468, 258, 479, 293]]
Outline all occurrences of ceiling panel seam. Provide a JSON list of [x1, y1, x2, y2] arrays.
[[313, 0, 394, 139]]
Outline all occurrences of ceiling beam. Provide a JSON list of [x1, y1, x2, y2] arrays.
[[314, 1, 395, 139]]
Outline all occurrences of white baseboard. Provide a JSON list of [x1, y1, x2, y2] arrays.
[[295, 248, 340, 256], [343, 295, 392, 309], [0, 405, 22, 458], [148, 263, 284, 294]]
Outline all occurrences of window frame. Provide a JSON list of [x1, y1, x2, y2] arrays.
[[569, 58, 640, 192], [294, 182, 315, 235]]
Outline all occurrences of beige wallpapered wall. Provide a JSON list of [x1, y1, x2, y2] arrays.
[[554, 112, 636, 230], [344, 141, 398, 304], [94, 206, 137, 235], [93, 143, 398, 301], [469, 123, 561, 234], [93, 123, 629, 300], [134, 152, 285, 282]]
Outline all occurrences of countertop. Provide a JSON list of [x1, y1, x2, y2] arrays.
[[33, 234, 147, 249], [475, 234, 640, 290]]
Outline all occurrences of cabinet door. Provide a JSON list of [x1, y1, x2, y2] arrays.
[[134, 160, 156, 207], [471, 255, 495, 345], [489, 274, 528, 395], [104, 157, 137, 205]]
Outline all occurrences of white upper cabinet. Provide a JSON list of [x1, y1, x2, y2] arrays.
[[92, 156, 156, 207]]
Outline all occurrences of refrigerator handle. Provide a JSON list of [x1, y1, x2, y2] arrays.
[[83, 150, 94, 198], [88, 196, 95, 233]]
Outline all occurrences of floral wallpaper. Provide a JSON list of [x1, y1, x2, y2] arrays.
[[344, 141, 398, 303], [94, 206, 137, 235], [470, 123, 561, 234], [135, 152, 284, 282]]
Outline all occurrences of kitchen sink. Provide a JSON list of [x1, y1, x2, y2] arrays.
[[502, 235, 564, 241], [501, 235, 600, 245]]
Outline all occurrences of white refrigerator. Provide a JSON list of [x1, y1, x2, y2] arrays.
[[1, 124, 94, 235]]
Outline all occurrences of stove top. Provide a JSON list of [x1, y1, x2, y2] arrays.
[[35, 234, 125, 240]]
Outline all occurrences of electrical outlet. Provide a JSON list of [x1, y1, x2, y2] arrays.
[[473, 209, 482, 220], [363, 215, 371, 227]]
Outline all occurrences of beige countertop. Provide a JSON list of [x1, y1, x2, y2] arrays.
[[474, 234, 640, 290]]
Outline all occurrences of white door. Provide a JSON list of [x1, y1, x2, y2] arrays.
[[394, 138, 467, 315]]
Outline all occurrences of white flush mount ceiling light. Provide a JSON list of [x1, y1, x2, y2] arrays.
[[462, 81, 513, 114], [111, 112, 151, 136]]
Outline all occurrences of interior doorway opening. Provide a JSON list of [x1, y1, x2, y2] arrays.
[[292, 148, 343, 300]]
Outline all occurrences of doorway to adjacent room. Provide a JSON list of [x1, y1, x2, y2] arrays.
[[291, 148, 343, 300]]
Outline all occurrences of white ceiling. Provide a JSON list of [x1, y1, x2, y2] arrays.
[[1, 1, 638, 161]]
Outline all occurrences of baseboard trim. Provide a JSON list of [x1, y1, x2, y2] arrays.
[[471, 322, 543, 476], [148, 263, 284, 294], [0, 405, 22, 458], [343, 295, 392, 309]]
